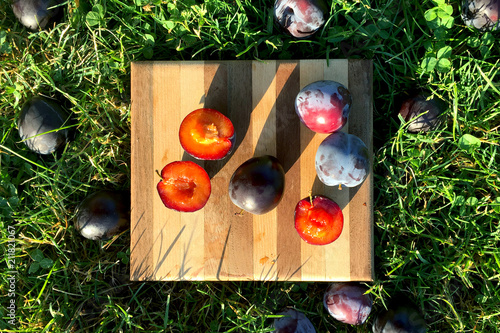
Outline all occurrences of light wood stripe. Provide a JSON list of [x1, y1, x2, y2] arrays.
[[203, 62, 230, 280], [299, 60, 327, 281], [178, 62, 205, 280], [322, 59, 351, 281], [152, 62, 182, 280]]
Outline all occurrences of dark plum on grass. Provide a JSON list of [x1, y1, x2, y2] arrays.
[[399, 92, 445, 133], [12, 0, 64, 30], [372, 294, 427, 333], [17, 95, 70, 155], [315, 132, 369, 188], [229, 155, 285, 215], [274, 0, 328, 39], [74, 190, 130, 241], [295, 80, 352, 134], [462, 0, 500, 31], [274, 308, 316, 333]]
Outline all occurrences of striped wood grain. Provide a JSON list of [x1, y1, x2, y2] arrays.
[[130, 59, 373, 281]]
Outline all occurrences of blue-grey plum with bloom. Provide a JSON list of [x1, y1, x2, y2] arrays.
[[12, 0, 63, 30], [274, 0, 328, 38], [462, 0, 500, 31], [18, 96, 69, 155], [324, 282, 372, 325], [315, 132, 369, 188], [75, 191, 130, 241]]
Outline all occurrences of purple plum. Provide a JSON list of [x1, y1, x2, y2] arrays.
[[12, 0, 63, 31], [323, 282, 373, 325], [17, 96, 69, 155], [229, 155, 285, 215], [398, 93, 444, 133], [462, 0, 500, 31], [274, 0, 328, 38], [75, 191, 130, 241], [274, 308, 316, 333], [372, 294, 427, 333], [295, 80, 352, 134], [315, 132, 369, 188]]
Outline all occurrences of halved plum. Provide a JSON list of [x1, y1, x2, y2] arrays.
[[157, 161, 211, 212], [179, 108, 235, 160], [294, 195, 343, 245]]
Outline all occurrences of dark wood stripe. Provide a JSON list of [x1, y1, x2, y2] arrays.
[[130, 62, 155, 281], [348, 60, 374, 281], [212, 61, 254, 279], [275, 61, 303, 281], [203, 62, 231, 279]]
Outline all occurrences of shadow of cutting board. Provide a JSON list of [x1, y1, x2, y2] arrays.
[[130, 59, 373, 281]]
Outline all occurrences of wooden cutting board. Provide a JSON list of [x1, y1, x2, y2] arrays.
[[130, 59, 373, 282]]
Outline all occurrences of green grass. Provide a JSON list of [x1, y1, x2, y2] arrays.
[[1, 0, 499, 331]]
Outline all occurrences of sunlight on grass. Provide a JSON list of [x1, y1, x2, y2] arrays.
[[0, 0, 499, 331]]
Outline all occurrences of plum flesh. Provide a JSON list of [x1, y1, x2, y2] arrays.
[[295, 80, 352, 134], [462, 0, 500, 31], [274, 0, 328, 38], [229, 155, 285, 215], [12, 0, 63, 30], [17, 96, 69, 155], [323, 282, 372, 325], [315, 132, 369, 188], [75, 191, 130, 241]]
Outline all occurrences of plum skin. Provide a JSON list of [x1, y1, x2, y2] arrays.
[[74, 190, 130, 241], [315, 132, 369, 188], [323, 282, 372, 325], [462, 0, 500, 31], [17, 96, 69, 155], [274, 308, 316, 333], [372, 294, 427, 333], [274, 0, 328, 38], [399, 93, 444, 133], [12, 0, 63, 30], [295, 80, 352, 134], [229, 155, 285, 215]]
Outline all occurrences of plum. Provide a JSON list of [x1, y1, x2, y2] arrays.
[[372, 294, 426, 333], [294, 195, 343, 245], [157, 161, 211, 212], [229, 155, 285, 215], [323, 282, 372, 325], [75, 190, 130, 241], [315, 132, 369, 188], [179, 108, 235, 160], [12, 0, 63, 31], [17, 96, 69, 155], [399, 93, 444, 133], [274, 0, 328, 38], [462, 0, 500, 31], [274, 308, 316, 333], [295, 80, 352, 134]]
